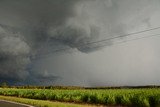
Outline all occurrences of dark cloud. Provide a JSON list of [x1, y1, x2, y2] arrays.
[[0, 0, 104, 85], [0, 0, 81, 85], [0, 0, 160, 86]]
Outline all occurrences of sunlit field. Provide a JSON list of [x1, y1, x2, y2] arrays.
[[0, 87, 160, 107]]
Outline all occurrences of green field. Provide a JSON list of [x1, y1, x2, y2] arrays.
[[0, 88, 160, 107]]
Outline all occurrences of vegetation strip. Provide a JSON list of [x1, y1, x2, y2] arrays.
[[0, 95, 95, 107], [0, 88, 160, 107]]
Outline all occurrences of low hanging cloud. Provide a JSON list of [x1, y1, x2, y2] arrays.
[[0, 0, 160, 86], [0, 0, 103, 85], [0, 26, 30, 83]]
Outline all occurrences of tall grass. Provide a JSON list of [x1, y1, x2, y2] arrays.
[[0, 88, 160, 107]]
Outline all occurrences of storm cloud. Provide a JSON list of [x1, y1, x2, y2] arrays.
[[0, 0, 160, 86]]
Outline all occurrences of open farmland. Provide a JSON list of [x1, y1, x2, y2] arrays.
[[0, 88, 160, 107]]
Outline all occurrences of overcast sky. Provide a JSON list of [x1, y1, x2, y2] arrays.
[[0, 0, 160, 86]]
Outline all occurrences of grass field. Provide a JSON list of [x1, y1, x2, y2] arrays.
[[0, 88, 160, 107]]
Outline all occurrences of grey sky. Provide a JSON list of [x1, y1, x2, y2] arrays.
[[0, 0, 160, 86]]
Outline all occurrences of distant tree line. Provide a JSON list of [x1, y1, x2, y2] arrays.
[[0, 83, 160, 89]]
